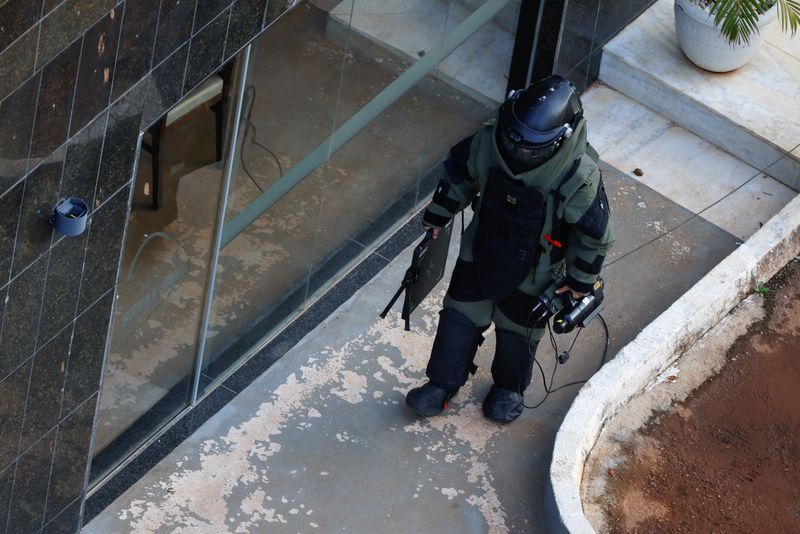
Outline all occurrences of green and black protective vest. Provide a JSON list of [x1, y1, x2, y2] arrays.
[[423, 118, 615, 307]]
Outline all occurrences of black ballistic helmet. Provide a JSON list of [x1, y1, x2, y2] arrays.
[[496, 75, 584, 173]]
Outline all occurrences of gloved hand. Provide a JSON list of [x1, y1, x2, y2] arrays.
[[422, 224, 441, 239], [555, 285, 588, 301]]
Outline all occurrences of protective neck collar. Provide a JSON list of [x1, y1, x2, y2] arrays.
[[492, 118, 587, 190]]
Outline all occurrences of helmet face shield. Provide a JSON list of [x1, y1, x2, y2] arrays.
[[495, 75, 583, 174], [498, 124, 558, 173]]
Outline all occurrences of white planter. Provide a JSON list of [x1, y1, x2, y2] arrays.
[[674, 0, 778, 72]]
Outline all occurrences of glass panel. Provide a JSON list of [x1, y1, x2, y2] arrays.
[[90, 68, 235, 481], [199, 3, 353, 386], [201, 0, 519, 392]]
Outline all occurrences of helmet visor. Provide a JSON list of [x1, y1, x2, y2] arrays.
[[499, 126, 557, 173]]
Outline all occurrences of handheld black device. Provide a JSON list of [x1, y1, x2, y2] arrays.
[[380, 220, 454, 331], [528, 276, 605, 333]]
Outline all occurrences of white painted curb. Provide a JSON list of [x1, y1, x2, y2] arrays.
[[546, 193, 800, 533]]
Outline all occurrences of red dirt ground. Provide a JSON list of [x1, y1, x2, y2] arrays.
[[604, 259, 800, 534]]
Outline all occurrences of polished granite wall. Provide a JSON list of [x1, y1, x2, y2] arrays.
[[0, 0, 289, 531], [555, 0, 657, 91]]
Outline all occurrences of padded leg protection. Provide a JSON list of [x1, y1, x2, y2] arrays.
[[425, 308, 485, 390], [491, 329, 537, 393]]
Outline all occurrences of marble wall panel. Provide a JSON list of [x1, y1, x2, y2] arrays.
[[43, 0, 63, 17], [0, 182, 24, 284], [45, 395, 97, 523], [5, 430, 56, 532], [77, 185, 130, 311], [61, 110, 108, 209], [153, 0, 197, 65], [37, 230, 90, 347], [0, 0, 43, 56], [111, 0, 159, 100], [225, 0, 267, 61], [0, 359, 31, 469], [194, 0, 231, 31], [0, 72, 40, 195], [70, 5, 123, 136], [559, 0, 599, 74], [10, 147, 65, 276], [0, 26, 39, 104], [556, 0, 658, 90], [42, 498, 84, 533], [37, 0, 119, 70], [29, 39, 81, 166], [19, 328, 73, 452], [184, 7, 230, 91], [95, 80, 145, 204], [0, 256, 48, 380], [61, 291, 113, 415], [0, 463, 13, 529], [143, 43, 189, 128]]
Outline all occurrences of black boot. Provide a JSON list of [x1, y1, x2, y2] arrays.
[[406, 383, 458, 417], [482, 385, 524, 422], [424, 308, 486, 391], [406, 308, 485, 417], [483, 329, 537, 423]]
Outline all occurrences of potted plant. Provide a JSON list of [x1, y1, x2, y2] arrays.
[[674, 0, 800, 72]]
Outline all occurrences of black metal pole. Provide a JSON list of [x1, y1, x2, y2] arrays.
[[506, 0, 541, 93], [531, 0, 569, 83], [506, 0, 569, 91]]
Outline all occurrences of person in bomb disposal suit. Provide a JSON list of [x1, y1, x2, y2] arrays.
[[406, 75, 614, 423]]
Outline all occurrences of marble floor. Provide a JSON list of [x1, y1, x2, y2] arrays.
[[600, 0, 800, 188], [583, 84, 796, 241]]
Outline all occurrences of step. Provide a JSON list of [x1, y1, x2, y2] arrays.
[[326, 0, 514, 106], [583, 83, 796, 241], [599, 0, 800, 191]]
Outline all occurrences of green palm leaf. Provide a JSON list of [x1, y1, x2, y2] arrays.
[[706, 0, 800, 44]]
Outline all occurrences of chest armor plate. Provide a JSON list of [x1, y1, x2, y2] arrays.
[[473, 167, 546, 302]]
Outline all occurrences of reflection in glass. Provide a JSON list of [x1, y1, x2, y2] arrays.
[[91, 84, 231, 482], [200, 0, 516, 390]]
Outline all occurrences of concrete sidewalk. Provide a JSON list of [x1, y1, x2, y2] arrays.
[[84, 161, 739, 533]]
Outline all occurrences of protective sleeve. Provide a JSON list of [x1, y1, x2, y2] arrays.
[[422, 133, 480, 228], [562, 168, 615, 293]]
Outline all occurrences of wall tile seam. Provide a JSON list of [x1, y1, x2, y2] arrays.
[[0, 0, 124, 111], [2, 455, 20, 532], [147, 0, 166, 73], [39, 392, 99, 530], [0, 178, 134, 299], [4, 391, 99, 484], [81, 181, 136, 500], [3, 393, 98, 533], [105, 0, 130, 105], [50, 29, 86, 239], [0, 61, 47, 291], [0, 21, 206, 210], [585, 0, 603, 60], [191, 0, 234, 39], [0, 15, 40, 61], [15, 245, 59, 452], [220, 3, 234, 61], [57, 275, 114, 427], [0, 285, 110, 414], [4, 352, 36, 521], [36, 494, 82, 534]]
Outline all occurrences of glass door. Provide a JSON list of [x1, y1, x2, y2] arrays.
[[90, 60, 241, 483]]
